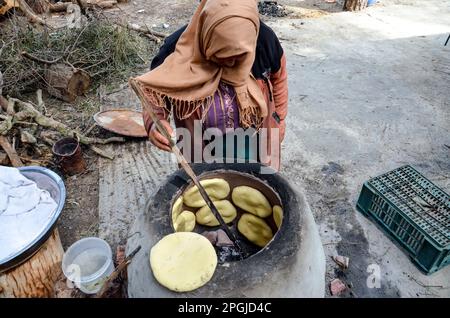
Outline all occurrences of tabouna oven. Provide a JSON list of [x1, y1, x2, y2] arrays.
[[127, 163, 325, 297]]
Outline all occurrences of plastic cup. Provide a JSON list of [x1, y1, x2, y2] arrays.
[[62, 237, 114, 294]]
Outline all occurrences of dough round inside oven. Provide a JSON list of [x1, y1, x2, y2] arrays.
[[232, 186, 271, 217], [273, 205, 283, 229], [183, 178, 230, 208], [173, 211, 196, 232], [237, 213, 273, 247], [171, 197, 183, 225], [196, 200, 237, 226]]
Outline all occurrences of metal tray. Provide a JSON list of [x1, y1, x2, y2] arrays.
[[0, 166, 66, 273], [93, 109, 147, 137]]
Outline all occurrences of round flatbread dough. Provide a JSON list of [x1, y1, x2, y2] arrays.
[[232, 186, 272, 218], [273, 205, 283, 229], [173, 211, 196, 232], [150, 232, 218, 292], [196, 200, 237, 226], [237, 213, 273, 247], [183, 178, 230, 208]]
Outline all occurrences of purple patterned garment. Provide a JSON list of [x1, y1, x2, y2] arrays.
[[202, 81, 240, 133]]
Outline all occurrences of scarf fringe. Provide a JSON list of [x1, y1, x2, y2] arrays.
[[236, 91, 264, 129], [143, 86, 263, 128], [143, 86, 214, 120]]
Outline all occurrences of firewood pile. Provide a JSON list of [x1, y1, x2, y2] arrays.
[[0, 91, 126, 166], [0, 14, 156, 96], [0, 0, 128, 22], [0, 1, 166, 167]]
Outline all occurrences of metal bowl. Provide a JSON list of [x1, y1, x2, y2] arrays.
[[0, 166, 66, 273]]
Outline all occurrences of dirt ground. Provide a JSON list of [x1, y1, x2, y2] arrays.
[[2, 0, 449, 298], [38, 96, 102, 248]]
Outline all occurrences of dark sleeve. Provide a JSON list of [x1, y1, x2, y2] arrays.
[[150, 25, 188, 70], [252, 21, 284, 78]]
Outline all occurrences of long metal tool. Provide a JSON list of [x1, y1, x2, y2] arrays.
[[129, 78, 244, 255]]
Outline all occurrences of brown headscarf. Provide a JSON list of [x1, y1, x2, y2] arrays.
[[135, 0, 267, 128]]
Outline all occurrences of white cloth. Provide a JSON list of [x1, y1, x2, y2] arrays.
[[0, 166, 58, 261]]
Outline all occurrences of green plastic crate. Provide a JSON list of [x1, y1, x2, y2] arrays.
[[356, 165, 450, 274]]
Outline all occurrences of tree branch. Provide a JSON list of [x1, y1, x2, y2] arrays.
[[21, 51, 63, 65]]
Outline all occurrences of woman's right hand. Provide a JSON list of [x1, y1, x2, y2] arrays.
[[148, 119, 174, 152]]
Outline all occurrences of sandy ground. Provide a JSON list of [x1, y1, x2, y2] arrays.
[[38, 0, 450, 297], [274, 0, 450, 297]]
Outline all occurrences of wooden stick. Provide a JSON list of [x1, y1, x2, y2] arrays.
[[119, 22, 161, 42], [36, 89, 46, 114], [19, 156, 51, 165], [141, 24, 168, 39], [95, 245, 141, 298], [114, 21, 167, 40], [17, 0, 51, 26], [0, 115, 13, 135], [8, 97, 125, 145], [49, 1, 71, 12], [96, 0, 117, 9], [75, 0, 87, 15], [0, 97, 6, 110], [129, 78, 244, 256], [0, 136, 23, 167], [1, 96, 121, 160], [83, 123, 97, 136], [21, 51, 62, 65], [90, 145, 114, 160], [410, 276, 446, 289]]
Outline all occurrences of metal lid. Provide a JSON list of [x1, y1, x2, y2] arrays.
[[0, 166, 66, 273], [93, 109, 147, 137]]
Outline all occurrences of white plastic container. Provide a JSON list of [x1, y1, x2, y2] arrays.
[[62, 237, 114, 294]]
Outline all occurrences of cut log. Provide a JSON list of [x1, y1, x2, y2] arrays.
[[0, 229, 64, 298], [25, 0, 49, 14], [95, 0, 117, 9], [117, 21, 168, 39], [0, 151, 9, 165], [45, 64, 91, 102], [48, 1, 71, 12], [82, 0, 117, 9], [344, 0, 368, 11], [0, 135, 23, 167]]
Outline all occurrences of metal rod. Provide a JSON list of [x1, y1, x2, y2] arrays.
[[129, 78, 244, 256], [95, 245, 141, 298]]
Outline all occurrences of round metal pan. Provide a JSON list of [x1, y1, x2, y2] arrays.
[[93, 109, 147, 137], [0, 166, 66, 273]]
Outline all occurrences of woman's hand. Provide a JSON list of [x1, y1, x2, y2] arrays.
[[148, 119, 174, 152]]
